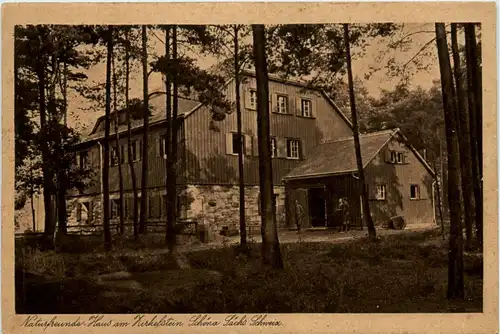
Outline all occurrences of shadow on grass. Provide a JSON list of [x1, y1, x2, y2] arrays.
[[16, 229, 482, 314]]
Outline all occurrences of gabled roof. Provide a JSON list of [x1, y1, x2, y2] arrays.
[[283, 128, 435, 181], [77, 71, 353, 144]]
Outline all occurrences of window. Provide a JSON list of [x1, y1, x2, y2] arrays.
[[389, 150, 406, 164], [110, 146, 119, 166], [160, 134, 168, 159], [301, 99, 312, 117], [110, 198, 120, 219], [287, 139, 300, 159], [130, 140, 141, 162], [276, 95, 288, 114], [410, 184, 420, 200], [375, 185, 387, 200], [270, 137, 277, 158], [249, 90, 257, 109], [78, 151, 89, 169], [231, 133, 245, 155]]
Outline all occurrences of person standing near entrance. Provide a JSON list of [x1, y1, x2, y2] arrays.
[[338, 197, 350, 233], [294, 200, 305, 233]]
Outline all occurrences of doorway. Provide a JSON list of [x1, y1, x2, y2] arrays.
[[308, 187, 327, 227]]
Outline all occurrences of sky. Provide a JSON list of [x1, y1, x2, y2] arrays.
[[67, 23, 441, 133]]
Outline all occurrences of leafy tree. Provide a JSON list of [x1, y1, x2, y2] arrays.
[[14, 25, 99, 240], [252, 24, 284, 269]]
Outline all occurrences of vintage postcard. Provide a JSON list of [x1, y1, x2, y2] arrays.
[[3, 2, 498, 333]]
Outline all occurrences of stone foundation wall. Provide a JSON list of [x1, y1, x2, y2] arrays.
[[182, 184, 286, 236], [65, 184, 287, 237]]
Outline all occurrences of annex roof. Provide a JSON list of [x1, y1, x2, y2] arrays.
[[283, 128, 435, 181]]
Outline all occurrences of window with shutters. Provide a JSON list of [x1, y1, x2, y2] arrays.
[[375, 184, 387, 200], [249, 90, 257, 109], [410, 184, 420, 200], [286, 139, 300, 159], [231, 133, 245, 155], [110, 146, 119, 166], [270, 137, 277, 158], [301, 99, 312, 117], [276, 94, 288, 114]]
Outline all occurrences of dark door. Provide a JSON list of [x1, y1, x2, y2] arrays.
[[308, 187, 327, 227]]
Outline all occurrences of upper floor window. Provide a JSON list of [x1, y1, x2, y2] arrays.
[[287, 139, 301, 159], [129, 140, 141, 162], [270, 137, 277, 158], [249, 90, 257, 110], [410, 184, 420, 200], [389, 150, 406, 164], [159, 134, 168, 159], [110, 146, 119, 166], [276, 94, 288, 114], [301, 99, 312, 117], [78, 151, 89, 169], [231, 133, 246, 155], [375, 184, 387, 200]]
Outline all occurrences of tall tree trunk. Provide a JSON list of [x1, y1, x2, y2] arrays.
[[252, 24, 284, 269], [112, 42, 125, 235], [30, 169, 36, 231], [464, 23, 483, 247], [139, 25, 149, 234], [102, 25, 114, 251], [436, 129, 446, 240], [234, 25, 247, 247], [343, 24, 377, 241], [124, 28, 139, 239], [35, 41, 55, 239], [451, 23, 475, 249], [435, 23, 464, 299], [164, 26, 175, 251]]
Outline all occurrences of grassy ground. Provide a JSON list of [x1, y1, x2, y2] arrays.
[[16, 228, 482, 313]]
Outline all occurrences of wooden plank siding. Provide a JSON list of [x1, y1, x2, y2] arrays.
[[71, 74, 353, 196], [364, 137, 434, 226], [183, 75, 353, 186]]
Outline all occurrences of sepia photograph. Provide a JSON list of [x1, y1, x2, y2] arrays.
[[4, 2, 497, 332]]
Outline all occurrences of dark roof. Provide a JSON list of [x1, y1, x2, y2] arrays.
[[80, 91, 200, 142], [283, 129, 399, 180]]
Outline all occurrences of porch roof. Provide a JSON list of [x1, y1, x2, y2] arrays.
[[283, 129, 396, 181]]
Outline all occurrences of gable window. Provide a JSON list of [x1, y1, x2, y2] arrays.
[[110, 146, 119, 166], [270, 137, 277, 158], [375, 185, 387, 200], [249, 90, 257, 110], [301, 99, 312, 117], [389, 150, 406, 164], [276, 94, 288, 114], [231, 133, 245, 155], [286, 139, 300, 159], [410, 184, 420, 200]]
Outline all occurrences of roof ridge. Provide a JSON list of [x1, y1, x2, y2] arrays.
[[321, 128, 398, 144]]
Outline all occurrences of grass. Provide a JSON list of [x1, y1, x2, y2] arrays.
[[16, 228, 482, 313]]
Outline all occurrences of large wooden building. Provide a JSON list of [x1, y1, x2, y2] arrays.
[[68, 71, 435, 235]]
